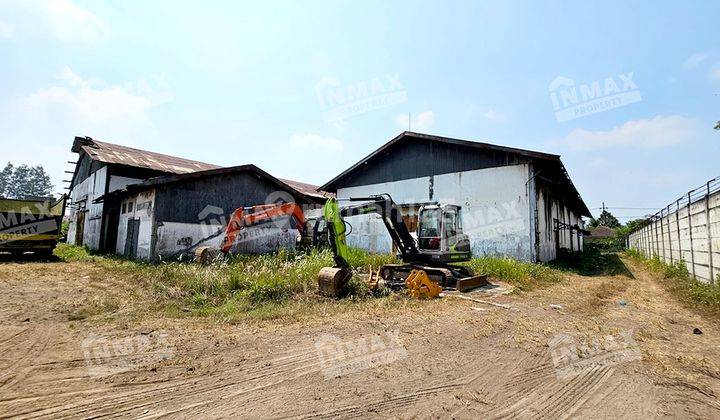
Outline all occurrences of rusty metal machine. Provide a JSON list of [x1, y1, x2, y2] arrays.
[[316, 194, 487, 297], [194, 202, 306, 262]]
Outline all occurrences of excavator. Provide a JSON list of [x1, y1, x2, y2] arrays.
[[194, 202, 306, 262], [316, 194, 487, 297]]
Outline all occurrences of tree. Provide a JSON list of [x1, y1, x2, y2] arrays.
[[0, 163, 13, 198], [0, 162, 55, 199], [616, 218, 647, 238], [588, 210, 621, 229]]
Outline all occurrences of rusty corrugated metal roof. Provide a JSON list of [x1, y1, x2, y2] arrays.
[[95, 164, 329, 204], [78, 137, 220, 174], [277, 178, 332, 199]]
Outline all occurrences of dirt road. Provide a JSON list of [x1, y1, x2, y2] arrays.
[[1, 256, 719, 419]]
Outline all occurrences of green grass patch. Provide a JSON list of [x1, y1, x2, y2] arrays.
[[463, 256, 564, 292], [54, 243, 399, 321], [624, 249, 720, 316], [549, 248, 633, 277], [54, 243, 570, 320]]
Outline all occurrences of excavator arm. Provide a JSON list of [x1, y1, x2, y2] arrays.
[[220, 203, 305, 253], [322, 195, 421, 266]]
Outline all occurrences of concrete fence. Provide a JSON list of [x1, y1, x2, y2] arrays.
[[628, 176, 720, 284]]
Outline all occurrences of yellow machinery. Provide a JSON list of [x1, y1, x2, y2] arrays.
[[405, 269, 442, 299]]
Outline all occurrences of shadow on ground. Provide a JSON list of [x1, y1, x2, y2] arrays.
[[549, 249, 634, 278], [0, 252, 59, 264]]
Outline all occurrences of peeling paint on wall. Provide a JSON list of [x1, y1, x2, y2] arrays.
[[338, 165, 536, 261]]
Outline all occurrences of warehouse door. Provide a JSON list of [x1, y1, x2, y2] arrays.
[[124, 219, 140, 258], [75, 211, 85, 246]]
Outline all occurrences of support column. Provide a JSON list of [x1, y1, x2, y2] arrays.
[[688, 192, 696, 279], [666, 206, 673, 264], [676, 199, 682, 263], [660, 209, 667, 263], [706, 182, 715, 284]]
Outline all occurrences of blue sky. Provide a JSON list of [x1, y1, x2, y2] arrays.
[[1, 0, 718, 221]]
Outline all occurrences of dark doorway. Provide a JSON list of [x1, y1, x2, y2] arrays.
[[75, 210, 86, 246], [124, 219, 140, 258], [101, 203, 120, 253]]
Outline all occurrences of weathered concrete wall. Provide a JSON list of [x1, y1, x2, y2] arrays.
[[116, 190, 156, 260], [336, 164, 536, 261], [628, 187, 720, 284], [154, 222, 297, 258], [115, 187, 299, 260]]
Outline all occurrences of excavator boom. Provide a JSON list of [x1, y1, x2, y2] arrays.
[[220, 203, 305, 253]]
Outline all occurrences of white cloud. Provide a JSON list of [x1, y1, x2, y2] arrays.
[[3, 0, 107, 42], [43, 0, 107, 42], [557, 115, 699, 151], [20, 67, 171, 140], [483, 109, 508, 123], [0, 21, 14, 38], [2, 68, 172, 193], [395, 111, 435, 132], [289, 134, 343, 152], [683, 52, 710, 69]]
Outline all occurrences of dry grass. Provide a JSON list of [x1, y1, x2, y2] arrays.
[[624, 250, 720, 318]]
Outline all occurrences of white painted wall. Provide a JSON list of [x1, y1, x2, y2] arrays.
[[67, 166, 107, 250], [336, 164, 536, 261], [116, 190, 155, 260], [67, 167, 144, 251], [108, 175, 142, 193]]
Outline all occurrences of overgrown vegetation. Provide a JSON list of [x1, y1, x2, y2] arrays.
[[625, 249, 720, 316], [463, 256, 564, 292], [55, 244, 399, 321], [549, 246, 633, 277], [55, 244, 571, 321]]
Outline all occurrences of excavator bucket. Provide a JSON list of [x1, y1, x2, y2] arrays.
[[405, 269, 442, 299], [318, 267, 353, 298]]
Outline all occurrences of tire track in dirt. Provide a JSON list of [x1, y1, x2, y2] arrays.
[[0, 327, 51, 391], [17, 345, 324, 419], [291, 349, 505, 420]]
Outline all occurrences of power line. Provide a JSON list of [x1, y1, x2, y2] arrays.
[[590, 207, 660, 210]]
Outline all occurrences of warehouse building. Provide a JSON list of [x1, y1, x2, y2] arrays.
[[66, 136, 218, 252], [98, 165, 326, 260], [66, 136, 326, 260], [320, 132, 590, 262]]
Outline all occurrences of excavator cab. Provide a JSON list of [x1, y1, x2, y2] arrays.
[[417, 204, 471, 263]]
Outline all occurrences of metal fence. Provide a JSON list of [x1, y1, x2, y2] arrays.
[[627, 176, 720, 284]]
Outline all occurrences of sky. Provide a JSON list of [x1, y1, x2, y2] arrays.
[[0, 0, 718, 221]]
